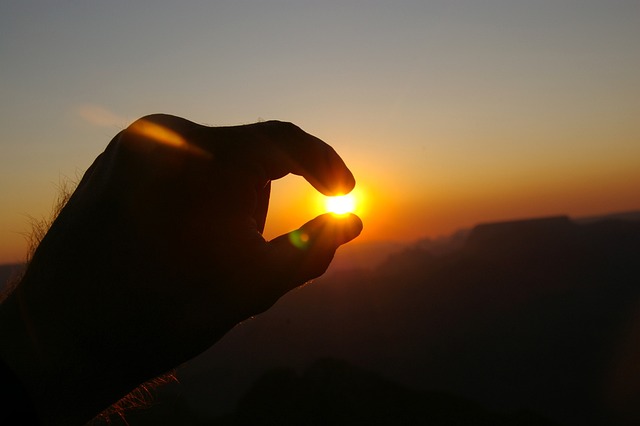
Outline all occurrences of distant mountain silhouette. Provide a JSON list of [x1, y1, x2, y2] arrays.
[[171, 213, 639, 426], [575, 210, 640, 224], [326, 240, 405, 272], [4, 211, 640, 425]]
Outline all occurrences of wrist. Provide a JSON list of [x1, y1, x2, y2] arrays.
[[0, 286, 48, 423], [0, 273, 122, 425], [0, 352, 39, 424]]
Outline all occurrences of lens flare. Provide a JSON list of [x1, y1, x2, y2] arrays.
[[288, 229, 310, 249], [325, 194, 356, 215], [128, 119, 211, 158]]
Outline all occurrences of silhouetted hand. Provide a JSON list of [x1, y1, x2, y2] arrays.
[[0, 114, 362, 425]]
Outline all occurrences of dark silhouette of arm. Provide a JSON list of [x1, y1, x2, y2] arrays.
[[0, 114, 362, 425]]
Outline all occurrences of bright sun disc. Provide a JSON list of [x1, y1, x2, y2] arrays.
[[325, 194, 356, 215]]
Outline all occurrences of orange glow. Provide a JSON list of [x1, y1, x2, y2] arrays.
[[325, 194, 356, 215], [2, 136, 640, 263], [130, 120, 186, 148], [315, 184, 368, 222], [264, 176, 380, 242], [128, 120, 211, 158]]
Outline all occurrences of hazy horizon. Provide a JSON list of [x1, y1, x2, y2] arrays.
[[2, 208, 637, 271]]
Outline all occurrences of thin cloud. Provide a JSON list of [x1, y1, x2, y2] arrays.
[[76, 104, 128, 128]]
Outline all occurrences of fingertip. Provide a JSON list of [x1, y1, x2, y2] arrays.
[[300, 212, 363, 246], [249, 120, 356, 197], [267, 213, 363, 284], [333, 171, 357, 196], [307, 161, 356, 196], [346, 212, 364, 239], [325, 212, 363, 244], [299, 133, 356, 196], [324, 150, 356, 196]]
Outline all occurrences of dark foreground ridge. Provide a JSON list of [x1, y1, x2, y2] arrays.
[[230, 358, 557, 426], [111, 358, 558, 426]]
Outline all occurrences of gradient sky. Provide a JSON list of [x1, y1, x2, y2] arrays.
[[2, 0, 639, 262]]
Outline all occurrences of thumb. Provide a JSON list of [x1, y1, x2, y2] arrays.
[[267, 213, 363, 292]]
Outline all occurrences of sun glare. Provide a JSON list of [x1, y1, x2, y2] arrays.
[[325, 194, 357, 215]]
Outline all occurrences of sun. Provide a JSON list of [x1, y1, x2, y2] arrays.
[[325, 194, 357, 215]]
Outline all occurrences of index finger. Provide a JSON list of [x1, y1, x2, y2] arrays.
[[216, 121, 356, 196]]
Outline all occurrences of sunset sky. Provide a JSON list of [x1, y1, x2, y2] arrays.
[[1, 0, 639, 263]]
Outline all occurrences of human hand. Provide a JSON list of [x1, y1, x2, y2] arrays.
[[0, 114, 362, 424]]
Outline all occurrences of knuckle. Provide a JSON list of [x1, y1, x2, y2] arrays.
[[264, 120, 302, 135]]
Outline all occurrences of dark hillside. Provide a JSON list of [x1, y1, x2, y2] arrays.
[[172, 215, 640, 425]]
